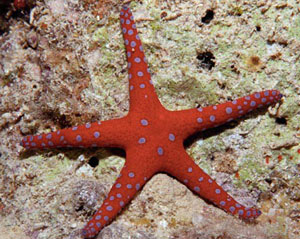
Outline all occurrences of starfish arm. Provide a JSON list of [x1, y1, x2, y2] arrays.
[[120, 5, 163, 113], [20, 118, 129, 149], [165, 149, 261, 220], [172, 90, 282, 138], [81, 148, 157, 238]]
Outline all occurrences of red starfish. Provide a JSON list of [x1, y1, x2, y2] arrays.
[[21, 5, 282, 238]]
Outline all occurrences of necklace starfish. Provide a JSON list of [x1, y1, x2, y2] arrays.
[[21, 4, 282, 238]]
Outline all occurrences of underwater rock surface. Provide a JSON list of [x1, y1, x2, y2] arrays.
[[0, 0, 299, 238]]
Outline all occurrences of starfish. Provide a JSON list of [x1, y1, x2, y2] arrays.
[[21, 4, 282, 238]]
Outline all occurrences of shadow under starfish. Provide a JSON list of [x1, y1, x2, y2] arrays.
[[20, 4, 282, 239]]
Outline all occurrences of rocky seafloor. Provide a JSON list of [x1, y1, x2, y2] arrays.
[[0, 0, 299, 238]]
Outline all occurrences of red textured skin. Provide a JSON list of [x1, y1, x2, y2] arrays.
[[14, 0, 26, 9], [20, 5, 282, 239]]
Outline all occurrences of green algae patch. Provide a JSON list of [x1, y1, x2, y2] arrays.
[[43, 157, 73, 181], [289, 15, 300, 39], [96, 154, 124, 175], [92, 27, 109, 44], [24, 155, 73, 181], [236, 159, 270, 191]]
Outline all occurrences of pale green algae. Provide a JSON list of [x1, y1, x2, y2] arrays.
[[289, 15, 300, 39]]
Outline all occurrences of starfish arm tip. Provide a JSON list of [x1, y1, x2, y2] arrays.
[[238, 207, 262, 221], [171, 89, 283, 137], [120, 3, 162, 112], [81, 157, 155, 238], [20, 119, 130, 150]]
